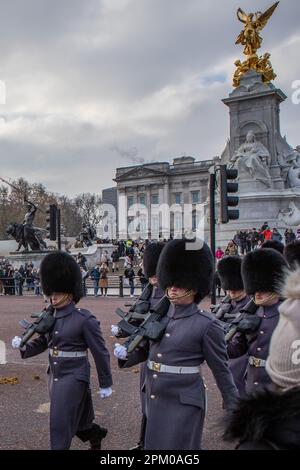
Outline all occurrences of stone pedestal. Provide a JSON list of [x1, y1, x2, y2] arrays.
[[6, 244, 115, 269], [214, 70, 300, 244], [213, 189, 300, 247], [7, 250, 54, 269]]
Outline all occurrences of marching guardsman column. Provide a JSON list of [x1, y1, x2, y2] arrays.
[[115, 238, 238, 450], [12, 252, 113, 450], [227, 248, 287, 394], [112, 242, 166, 450], [216, 255, 250, 395]]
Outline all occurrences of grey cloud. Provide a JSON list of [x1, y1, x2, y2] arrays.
[[0, 0, 299, 197]]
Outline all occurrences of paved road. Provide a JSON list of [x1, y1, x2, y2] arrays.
[[0, 296, 233, 450]]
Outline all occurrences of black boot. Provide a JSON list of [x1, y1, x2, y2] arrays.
[[129, 415, 146, 450], [76, 423, 108, 450]]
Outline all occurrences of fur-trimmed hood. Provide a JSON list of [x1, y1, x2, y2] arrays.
[[281, 267, 300, 300], [224, 387, 300, 449]]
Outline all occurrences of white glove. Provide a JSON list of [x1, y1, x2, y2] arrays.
[[111, 325, 120, 336], [114, 343, 128, 360], [12, 336, 25, 351], [99, 387, 113, 399]]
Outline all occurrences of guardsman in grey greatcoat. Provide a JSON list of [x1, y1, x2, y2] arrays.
[[12, 252, 113, 450], [112, 242, 165, 450], [217, 256, 250, 321], [227, 248, 287, 395], [217, 256, 250, 396], [114, 238, 238, 450]]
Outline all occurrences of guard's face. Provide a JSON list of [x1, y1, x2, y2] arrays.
[[254, 291, 278, 306], [149, 275, 158, 286], [228, 290, 245, 300], [167, 286, 195, 305], [50, 292, 72, 307]]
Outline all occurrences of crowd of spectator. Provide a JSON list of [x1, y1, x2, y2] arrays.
[[214, 223, 300, 297], [217, 223, 300, 259], [67, 239, 151, 298], [0, 261, 41, 296]]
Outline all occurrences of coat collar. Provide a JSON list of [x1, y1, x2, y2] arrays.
[[54, 302, 76, 319], [257, 300, 282, 319], [168, 302, 199, 319], [231, 295, 249, 310]]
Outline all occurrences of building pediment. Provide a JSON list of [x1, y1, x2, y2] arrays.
[[114, 165, 168, 182]]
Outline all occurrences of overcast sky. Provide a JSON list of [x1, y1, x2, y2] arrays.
[[0, 0, 299, 197]]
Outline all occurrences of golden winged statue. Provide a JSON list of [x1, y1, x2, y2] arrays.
[[233, 2, 279, 87], [236, 2, 279, 56]]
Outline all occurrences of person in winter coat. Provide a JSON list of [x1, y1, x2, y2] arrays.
[[249, 228, 259, 251], [124, 264, 135, 298], [227, 249, 287, 395], [225, 241, 238, 256], [224, 266, 300, 450], [284, 240, 300, 269], [215, 247, 224, 260], [113, 242, 166, 450], [12, 252, 112, 450], [99, 262, 109, 296], [261, 226, 272, 241], [217, 256, 250, 396], [285, 229, 296, 245], [90, 265, 101, 297], [271, 228, 282, 243], [111, 249, 120, 273], [115, 239, 238, 450]]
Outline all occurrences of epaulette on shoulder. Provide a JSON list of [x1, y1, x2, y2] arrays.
[[76, 307, 93, 319], [197, 308, 214, 321]]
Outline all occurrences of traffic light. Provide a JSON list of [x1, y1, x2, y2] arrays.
[[219, 165, 239, 224], [46, 204, 57, 240]]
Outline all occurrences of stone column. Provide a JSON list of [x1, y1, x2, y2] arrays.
[[146, 185, 151, 238], [118, 188, 127, 239]]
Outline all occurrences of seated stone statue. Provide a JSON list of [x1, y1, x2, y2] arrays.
[[230, 130, 272, 188]]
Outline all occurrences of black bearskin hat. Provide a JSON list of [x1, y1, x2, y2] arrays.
[[241, 248, 287, 295], [284, 241, 300, 269], [40, 251, 83, 303], [157, 238, 213, 303], [217, 256, 244, 291], [262, 240, 284, 254], [143, 242, 165, 278]]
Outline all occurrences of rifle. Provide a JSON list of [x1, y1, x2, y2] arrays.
[[211, 295, 232, 320], [115, 283, 153, 337], [125, 296, 170, 353], [225, 299, 260, 342], [19, 304, 55, 348]]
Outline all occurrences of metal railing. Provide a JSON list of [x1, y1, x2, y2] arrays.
[[0, 275, 144, 297]]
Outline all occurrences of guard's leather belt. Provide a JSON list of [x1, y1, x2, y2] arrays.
[[147, 360, 200, 374], [49, 349, 88, 358], [248, 356, 266, 367]]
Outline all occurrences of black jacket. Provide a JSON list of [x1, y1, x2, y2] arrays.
[[224, 387, 300, 450]]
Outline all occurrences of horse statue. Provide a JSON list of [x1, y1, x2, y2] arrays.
[[6, 223, 47, 252]]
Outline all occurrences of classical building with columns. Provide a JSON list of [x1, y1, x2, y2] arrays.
[[114, 156, 213, 239]]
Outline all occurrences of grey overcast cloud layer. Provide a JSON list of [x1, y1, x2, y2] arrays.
[[0, 0, 299, 196]]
